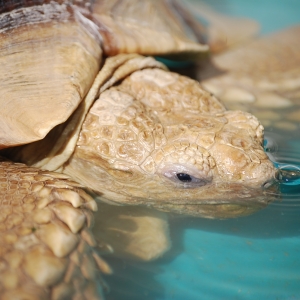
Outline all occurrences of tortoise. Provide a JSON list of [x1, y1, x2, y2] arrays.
[[0, 0, 292, 299]]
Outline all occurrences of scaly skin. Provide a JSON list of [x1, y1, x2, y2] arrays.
[[64, 67, 277, 218], [0, 159, 110, 299]]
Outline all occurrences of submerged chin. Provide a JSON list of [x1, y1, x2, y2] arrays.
[[95, 180, 279, 219], [150, 181, 279, 218]]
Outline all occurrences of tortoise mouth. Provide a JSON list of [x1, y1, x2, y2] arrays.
[[150, 183, 280, 219], [97, 180, 280, 219]]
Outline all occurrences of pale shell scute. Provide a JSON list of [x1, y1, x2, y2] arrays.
[[0, 0, 102, 149], [0, 1, 71, 33], [92, 0, 208, 56]]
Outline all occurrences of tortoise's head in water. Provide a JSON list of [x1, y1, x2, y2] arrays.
[[64, 68, 277, 218]]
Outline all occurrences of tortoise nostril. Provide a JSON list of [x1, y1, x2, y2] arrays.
[[262, 179, 275, 189]]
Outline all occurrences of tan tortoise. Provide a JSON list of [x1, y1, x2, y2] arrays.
[[1, 0, 296, 299]]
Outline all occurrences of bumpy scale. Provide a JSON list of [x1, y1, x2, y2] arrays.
[[0, 159, 111, 299]]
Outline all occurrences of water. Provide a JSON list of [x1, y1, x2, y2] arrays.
[[204, 0, 300, 35], [102, 1, 300, 299]]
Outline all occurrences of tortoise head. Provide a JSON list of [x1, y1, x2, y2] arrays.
[[64, 68, 277, 218]]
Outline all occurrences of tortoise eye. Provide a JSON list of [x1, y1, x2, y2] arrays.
[[161, 164, 212, 188], [176, 173, 192, 182]]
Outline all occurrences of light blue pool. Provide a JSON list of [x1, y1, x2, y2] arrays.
[[104, 1, 300, 299]]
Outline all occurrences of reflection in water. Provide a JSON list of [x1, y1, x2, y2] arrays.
[[276, 167, 300, 186], [101, 131, 300, 300], [265, 134, 300, 186]]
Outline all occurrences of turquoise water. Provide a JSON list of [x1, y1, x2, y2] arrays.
[[205, 0, 300, 35], [104, 1, 300, 299]]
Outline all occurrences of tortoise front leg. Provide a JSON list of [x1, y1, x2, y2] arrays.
[[0, 159, 110, 300], [93, 203, 171, 261]]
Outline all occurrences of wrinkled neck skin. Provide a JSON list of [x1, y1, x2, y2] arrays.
[[63, 68, 277, 218]]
